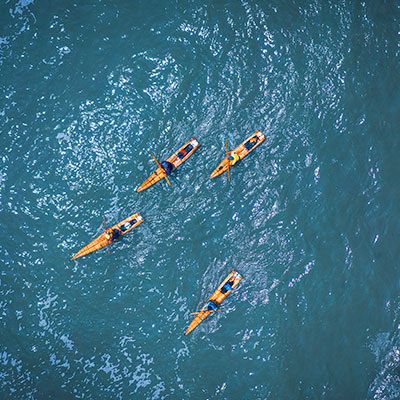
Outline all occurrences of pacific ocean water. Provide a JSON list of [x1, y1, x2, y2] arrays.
[[1, 0, 399, 399]]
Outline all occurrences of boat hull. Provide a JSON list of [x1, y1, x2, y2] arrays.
[[70, 213, 143, 261], [185, 270, 242, 335], [210, 130, 265, 179], [137, 138, 200, 192]]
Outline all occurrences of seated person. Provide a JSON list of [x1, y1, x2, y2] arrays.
[[244, 136, 258, 151], [202, 300, 219, 312], [220, 280, 234, 294], [177, 144, 194, 159], [105, 228, 122, 242], [121, 220, 136, 231], [160, 160, 174, 175], [227, 151, 239, 166]]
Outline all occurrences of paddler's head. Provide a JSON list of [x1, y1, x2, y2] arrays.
[[105, 229, 113, 240]]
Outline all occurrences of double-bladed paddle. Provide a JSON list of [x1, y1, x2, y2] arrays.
[[152, 154, 171, 187]]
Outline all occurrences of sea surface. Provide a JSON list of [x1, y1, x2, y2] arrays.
[[1, 0, 399, 399]]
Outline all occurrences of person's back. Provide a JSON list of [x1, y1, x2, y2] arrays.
[[121, 220, 135, 231], [112, 228, 122, 240], [220, 280, 233, 294], [203, 300, 219, 312], [160, 161, 174, 175], [228, 151, 239, 166], [105, 228, 121, 242], [244, 136, 258, 151]]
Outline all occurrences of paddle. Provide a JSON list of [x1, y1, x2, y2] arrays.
[[225, 139, 230, 182], [190, 310, 224, 315], [151, 154, 171, 187], [104, 216, 110, 254]]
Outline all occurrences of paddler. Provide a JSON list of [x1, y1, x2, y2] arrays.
[[160, 160, 174, 176], [220, 279, 234, 294], [123, 220, 135, 230], [227, 151, 239, 166], [203, 300, 219, 312], [244, 136, 258, 151], [105, 228, 122, 243]]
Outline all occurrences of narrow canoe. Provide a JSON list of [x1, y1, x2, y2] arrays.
[[185, 270, 242, 335], [70, 213, 143, 261], [137, 138, 200, 192], [210, 130, 266, 179]]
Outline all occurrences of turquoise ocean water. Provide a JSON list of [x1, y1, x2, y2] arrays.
[[1, 0, 399, 398]]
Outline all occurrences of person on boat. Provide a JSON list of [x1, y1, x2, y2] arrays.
[[160, 160, 174, 176], [122, 220, 135, 231], [220, 279, 234, 294], [203, 300, 219, 312], [227, 151, 239, 166], [105, 228, 121, 242], [244, 136, 258, 151]]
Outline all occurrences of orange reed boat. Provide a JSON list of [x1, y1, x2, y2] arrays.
[[70, 213, 143, 261], [185, 270, 242, 335], [136, 138, 200, 192], [210, 130, 265, 179]]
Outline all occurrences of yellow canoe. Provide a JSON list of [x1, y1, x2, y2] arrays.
[[70, 213, 143, 261], [210, 130, 265, 179], [185, 270, 242, 335], [137, 138, 200, 192]]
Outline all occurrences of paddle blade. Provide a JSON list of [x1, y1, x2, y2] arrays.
[[164, 175, 171, 187], [151, 153, 162, 169]]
